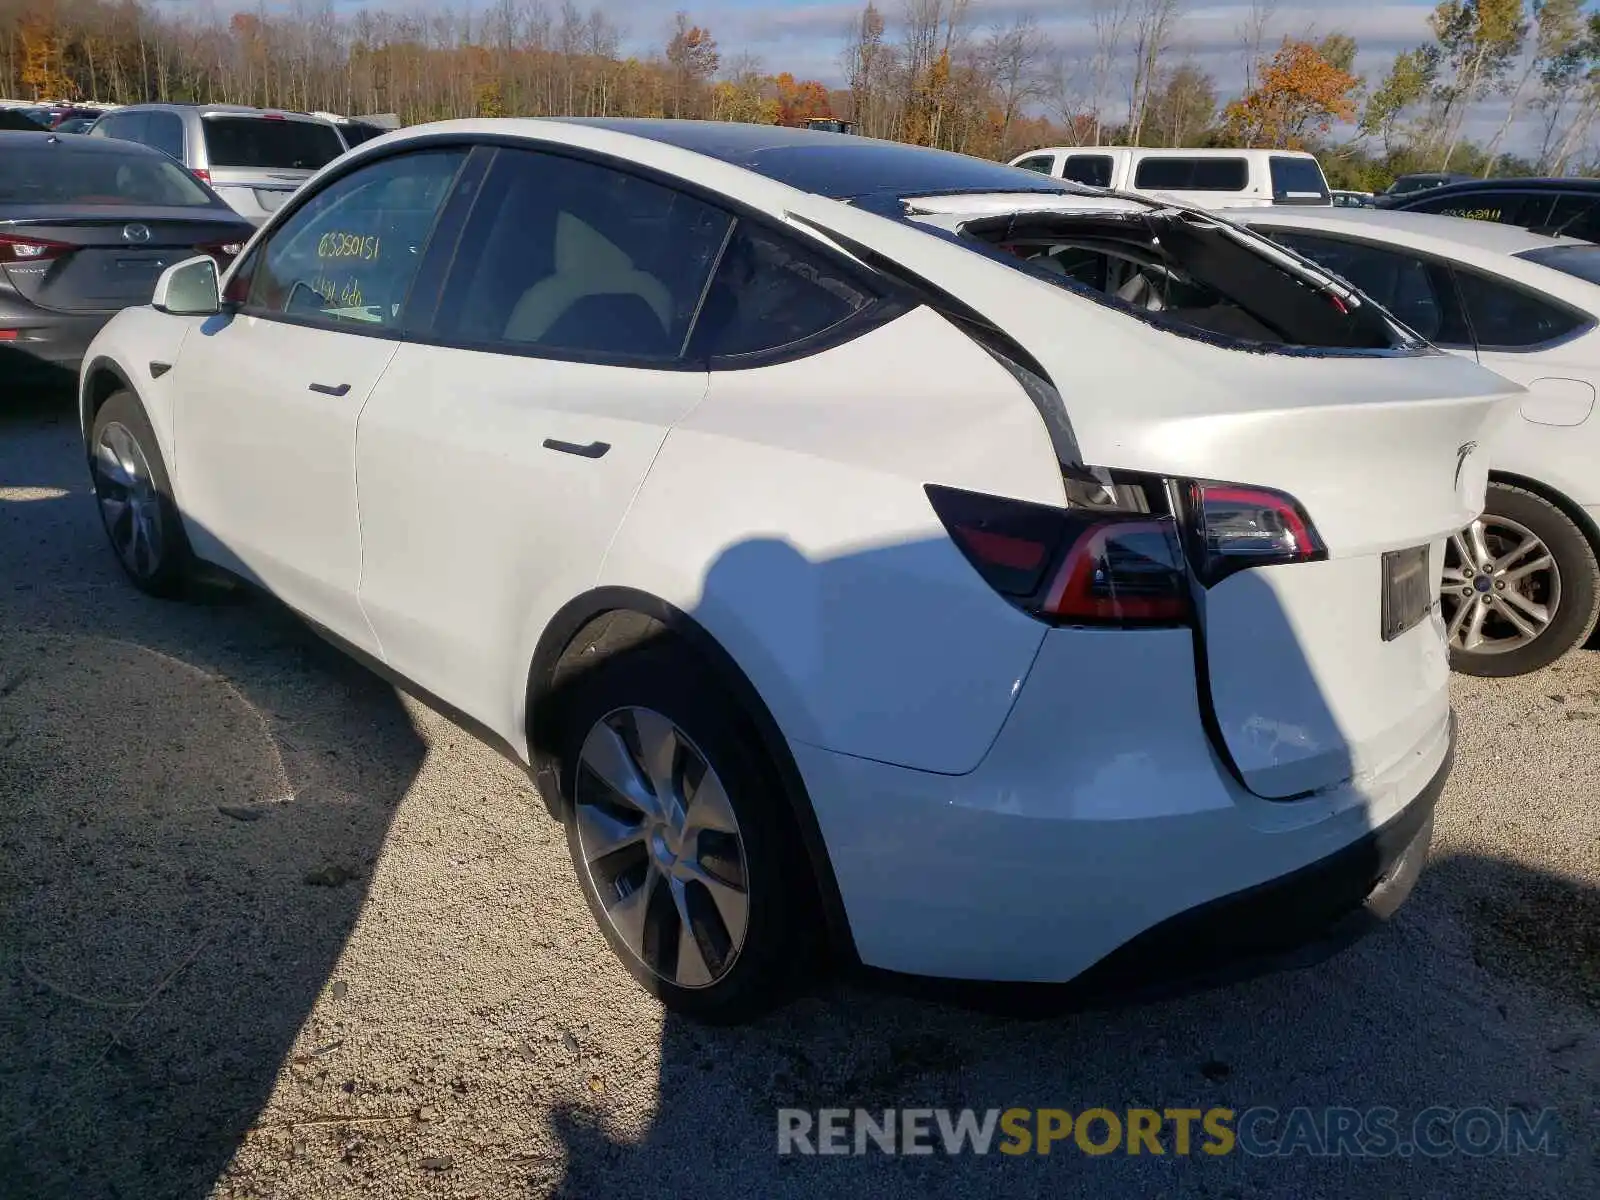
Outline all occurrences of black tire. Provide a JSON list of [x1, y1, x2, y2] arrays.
[[88, 389, 193, 598], [554, 637, 816, 1023], [1447, 482, 1600, 678]]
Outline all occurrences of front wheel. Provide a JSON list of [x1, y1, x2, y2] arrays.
[[1442, 482, 1599, 677], [88, 389, 192, 598]]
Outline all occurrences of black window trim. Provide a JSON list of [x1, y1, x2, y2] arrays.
[[377, 133, 905, 372], [1260, 225, 1595, 355], [227, 143, 477, 341]]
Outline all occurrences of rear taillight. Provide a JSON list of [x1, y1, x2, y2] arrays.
[[0, 234, 69, 264], [192, 168, 212, 184], [198, 240, 243, 267], [1183, 481, 1325, 585], [927, 480, 1190, 627], [929, 472, 1327, 625]]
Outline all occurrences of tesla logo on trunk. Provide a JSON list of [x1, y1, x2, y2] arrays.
[[122, 223, 151, 243], [1454, 441, 1478, 489]]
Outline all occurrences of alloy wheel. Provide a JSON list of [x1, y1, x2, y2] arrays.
[[93, 421, 165, 579], [1440, 516, 1560, 655], [573, 706, 750, 989]]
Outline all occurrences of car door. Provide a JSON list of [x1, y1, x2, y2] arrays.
[[353, 146, 730, 737], [170, 146, 468, 654]]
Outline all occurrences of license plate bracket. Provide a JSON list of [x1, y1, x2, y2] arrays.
[[1381, 544, 1432, 642]]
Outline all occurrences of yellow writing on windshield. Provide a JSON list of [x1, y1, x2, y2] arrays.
[[317, 231, 381, 261]]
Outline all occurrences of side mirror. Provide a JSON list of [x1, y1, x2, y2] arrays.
[[152, 255, 220, 316]]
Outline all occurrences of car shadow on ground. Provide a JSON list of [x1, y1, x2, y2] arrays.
[[3, 385, 1595, 1198], [539, 849, 1597, 1199], [0, 387, 428, 1197]]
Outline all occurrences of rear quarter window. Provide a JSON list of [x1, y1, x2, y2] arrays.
[[690, 222, 878, 360], [202, 117, 344, 170], [1133, 157, 1248, 192]]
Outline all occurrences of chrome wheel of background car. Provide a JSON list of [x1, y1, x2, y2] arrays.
[[572, 706, 750, 990], [1440, 515, 1559, 655], [93, 421, 165, 578]]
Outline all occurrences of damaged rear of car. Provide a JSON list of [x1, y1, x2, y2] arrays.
[[768, 183, 1519, 988]]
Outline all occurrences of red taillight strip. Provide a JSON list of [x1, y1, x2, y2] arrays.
[[1042, 519, 1190, 623], [954, 526, 1047, 571], [1196, 484, 1316, 551], [0, 233, 70, 264]]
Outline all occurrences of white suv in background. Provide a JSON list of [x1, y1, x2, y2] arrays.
[[1010, 146, 1333, 210], [90, 104, 348, 223]]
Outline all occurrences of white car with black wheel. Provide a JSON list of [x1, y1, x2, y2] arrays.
[[80, 120, 1518, 1022], [1232, 205, 1600, 676]]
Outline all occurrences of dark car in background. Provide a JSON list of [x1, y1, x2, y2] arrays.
[[1387, 176, 1600, 243], [1374, 172, 1474, 206], [0, 108, 47, 131], [1, 131, 254, 387], [15, 104, 104, 130]]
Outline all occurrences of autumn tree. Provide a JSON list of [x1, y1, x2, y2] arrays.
[[20, 11, 75, 99], [665, 11, 718, 118], [1224, 36, 1360, 148], [774, 71, 832, 125]]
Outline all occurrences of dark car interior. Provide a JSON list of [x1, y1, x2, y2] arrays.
[[959, 210, 1408, 352]]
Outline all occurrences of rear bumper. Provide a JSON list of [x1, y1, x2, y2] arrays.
[[0, 309, 110, 374], [793, 626, 1453, 987]]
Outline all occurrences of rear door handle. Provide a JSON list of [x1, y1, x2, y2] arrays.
[[308, 382, 351, 397], [542, 438, 610, 459]]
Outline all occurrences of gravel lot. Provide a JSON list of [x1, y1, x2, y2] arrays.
[[1, 388, 1596, 1199]]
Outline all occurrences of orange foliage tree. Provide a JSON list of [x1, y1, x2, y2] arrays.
[[1222, 38, 1360, 148], [774, 72, 832, 125]]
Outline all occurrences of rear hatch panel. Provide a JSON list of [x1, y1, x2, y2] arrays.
[[785, 194, 1519, 801], [1, 213, 250, 313]]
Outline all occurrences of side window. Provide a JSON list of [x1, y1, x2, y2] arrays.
[[1407, 189, 1551, 229], [432, 149, 732, 361], [1014, 155, 1055, 175], [1062, 155, 1113, 188], [690, 222, 877, 360], [1454, 268, 1585, 349], [243, 149, 465, 330], [1273, 232, 1469, 345], [101, 112, 147, 145], [1540, 193, 1600, 240], [145, 112, 185, 161], [1133, 157, 1248, 192]]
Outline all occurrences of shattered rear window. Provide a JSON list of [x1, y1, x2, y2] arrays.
[[962, 209, 1415, 353]]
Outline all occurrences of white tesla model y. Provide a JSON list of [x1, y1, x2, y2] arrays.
[[79, 120, 1519, 1022]]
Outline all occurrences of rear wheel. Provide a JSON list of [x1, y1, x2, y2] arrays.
[[88, 390, 192, 598], [556, 638, 814, 1023], [1442, 482, 1599, 677]]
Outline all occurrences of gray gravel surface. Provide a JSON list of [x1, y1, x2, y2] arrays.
[[1, 388, 1596, 1199]]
